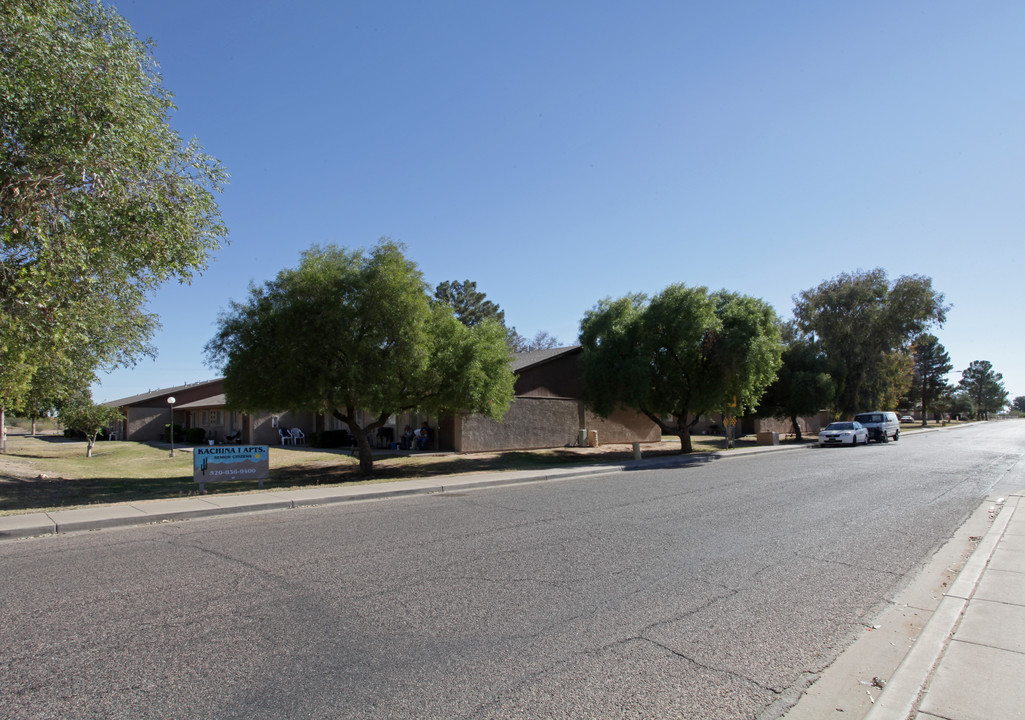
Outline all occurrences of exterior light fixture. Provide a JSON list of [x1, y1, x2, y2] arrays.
[[167, 396, 176, 457]]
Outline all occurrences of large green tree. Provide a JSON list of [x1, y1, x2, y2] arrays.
[[906, 334, 953, 425], [12, 350, 94, 434], [206, 241, 515, 474], [0, 346, 33, 451], [432, 280, 564, 353], [754, 324, 833, 441], [958, 360, 1008, 420], [793, 269, 948, 417], [944, 388, 974, 420], [1, 0, 227, 449], [580, 284, 783, 453], [434, 280, 505, 328]]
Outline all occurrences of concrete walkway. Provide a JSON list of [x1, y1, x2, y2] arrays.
[[864, 489, 1025, 720]]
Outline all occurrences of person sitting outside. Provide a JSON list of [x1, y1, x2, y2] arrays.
[[416, 422, 431, 451], [400, 425, 414, 450]]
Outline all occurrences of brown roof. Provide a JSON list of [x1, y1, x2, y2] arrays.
[[102, 379, 224, 408], [175, 394, 227, 410], [511, 346, 581, 373]]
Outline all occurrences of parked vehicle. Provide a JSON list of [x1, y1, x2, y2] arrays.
[[900, 415, 915, 423], [818, 421, 869, 447], [853, 411, 901, 443]]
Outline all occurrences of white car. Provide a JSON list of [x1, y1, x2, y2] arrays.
[[818, 421, 869, 447]]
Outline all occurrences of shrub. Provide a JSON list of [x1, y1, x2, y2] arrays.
[[186, 427, 207, 445], [164, 424, 185, 443]]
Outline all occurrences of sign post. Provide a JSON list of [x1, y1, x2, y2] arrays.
[[193, 445, 270, 493], [726, 396, 738, 450], [726, 414, 738, 449]]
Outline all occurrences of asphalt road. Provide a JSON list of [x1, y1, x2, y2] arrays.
[[2, 421, 1023, 719]]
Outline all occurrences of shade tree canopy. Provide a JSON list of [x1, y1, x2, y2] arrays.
[[942, 388, 974, 420], [580, 284, 783, 453], [793, 269, 948, 417], [11, 349, 95, 430], [206, 241, 515, 474], [1, 0, 227, 448], [434, 280, 506, 328], [754, 323, 833, 441], [431, 280, 564, 353], [958, 360, 1008, 419], [904, 334, 953, 425]]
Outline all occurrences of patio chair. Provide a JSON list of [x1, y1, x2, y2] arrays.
[[279, 427, 294, 445], [290, 427, 306, 445]]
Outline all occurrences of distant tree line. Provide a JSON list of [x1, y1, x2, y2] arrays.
[[575, 266, 1005, 448]]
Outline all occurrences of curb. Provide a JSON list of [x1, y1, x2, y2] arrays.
[[5, 428, 969, 542], [863, 493, 1020, 719], [1, 444, 800, 541]]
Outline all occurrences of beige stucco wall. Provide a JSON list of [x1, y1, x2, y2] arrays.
[[126, 407, 167, 442], [251, 410, 318, 446], [583, 406, 661, 444], [749, 413, 827, 436], [455, 397, 659, 452]]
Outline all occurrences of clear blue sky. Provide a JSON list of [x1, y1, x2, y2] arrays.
[[93, 1, 1025, 404]]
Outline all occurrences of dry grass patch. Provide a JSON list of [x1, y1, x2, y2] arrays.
[[0, 432, 763, 515]]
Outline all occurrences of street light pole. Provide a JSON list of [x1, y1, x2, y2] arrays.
[[167, 396, 176, 457]]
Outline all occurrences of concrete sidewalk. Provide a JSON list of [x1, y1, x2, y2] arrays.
[[864, 489, 1025, 720]]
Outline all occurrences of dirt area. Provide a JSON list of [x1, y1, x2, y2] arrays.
[[0, 449, 42, 480]]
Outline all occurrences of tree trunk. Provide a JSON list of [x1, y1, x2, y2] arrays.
[[674, 412, 697, 453], [675, 411, 700, 453], [354, 430, 374, 475], [921, 379, 929, 427], [334, 408, 390, 476], [920, 377, 927, 427], [0, 406, 5, 453], [86, 437, 95, 458], [677, 429, 693, 453], [789, 415, 803, 442], [642, 409, 695, 454]]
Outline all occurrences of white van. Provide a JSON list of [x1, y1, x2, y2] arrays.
[[853, 411, 901, 443]]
